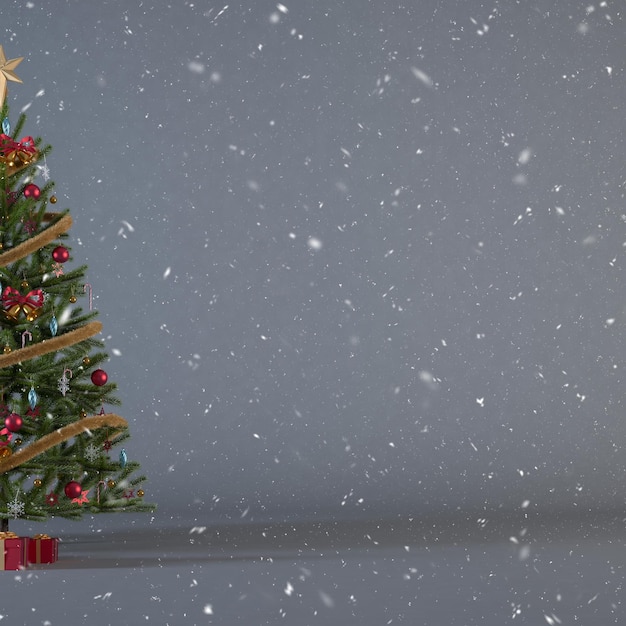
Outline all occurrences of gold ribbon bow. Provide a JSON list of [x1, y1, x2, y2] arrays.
[[0, 531, 17, 539]]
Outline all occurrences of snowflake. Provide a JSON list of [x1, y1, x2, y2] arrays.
[[57, 373, 70, 396], [85, 443, 100, 463], [7, 492, 24, 519], [38, 159, 50, 181]]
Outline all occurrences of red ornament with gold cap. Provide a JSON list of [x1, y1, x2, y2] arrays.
[[52, 245, 69, 263], [4, 413, 22, 432], [64, 481, 82, 499], [91, 369, 108, 386]]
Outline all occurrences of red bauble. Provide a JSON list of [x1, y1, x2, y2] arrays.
[[23, 183, 41, 199], [4, 413, 22, 432], [52, 246, 70, 263], [91, 369, 108, 386], [64, 481, 82, 499]]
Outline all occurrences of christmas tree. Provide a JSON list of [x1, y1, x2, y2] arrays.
[[0, 46, 153, 531]]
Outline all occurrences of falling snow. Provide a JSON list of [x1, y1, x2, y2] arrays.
[[307, 236, 323, 250], [1, 0, 622, 623]]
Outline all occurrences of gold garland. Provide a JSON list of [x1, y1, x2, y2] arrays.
[[0, 414, 128, 473], [0, 213, 72, 267], [0, 321, 102, 368]]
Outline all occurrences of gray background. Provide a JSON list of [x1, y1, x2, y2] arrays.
[[4, 0, 625, 527], [2, 1, 626, 624]]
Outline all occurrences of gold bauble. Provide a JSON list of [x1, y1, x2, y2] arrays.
[[33, 479, 42, 488], [14, 438, 22, 446], [82, 356, 91, 366], [69, 295, 77, 303], [50, 195, 57, 204], [2, 345, 10, 354], [0, 447, 11, 458], [20, 280, 29, 289], [107, 479, 116, 489], [137, 489, 145, 498], [79, 409, 87, 419]]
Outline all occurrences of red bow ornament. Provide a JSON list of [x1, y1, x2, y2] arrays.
[[1, 286, 44, 322], [0, 135, 38, 176], [0, 427, 12, 447]]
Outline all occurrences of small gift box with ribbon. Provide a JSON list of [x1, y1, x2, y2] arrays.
[[27, 533, 58, 565], [0, 134, 39, 176], [0, 531, 27, 570]]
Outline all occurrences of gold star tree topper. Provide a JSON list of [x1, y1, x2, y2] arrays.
[[0, 46, 24, 105]]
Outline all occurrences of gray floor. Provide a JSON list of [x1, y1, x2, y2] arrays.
[[3, 513, 625, 625]]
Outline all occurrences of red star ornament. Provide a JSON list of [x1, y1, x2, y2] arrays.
[[72, 489, 90, 506], [51, 262, 64, 277], [26, 405, 40, 419], [23, 218, 37, 234], [45, 492, 58, 506]]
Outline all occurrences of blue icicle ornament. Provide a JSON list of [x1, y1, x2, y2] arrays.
[[49, 314, 58, 336], [28, 386, 37, 409]]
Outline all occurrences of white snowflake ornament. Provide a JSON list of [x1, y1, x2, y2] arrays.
[[7, 491, 25, 519], [84, 443, 100, 463], [38, 155, 50, 181]]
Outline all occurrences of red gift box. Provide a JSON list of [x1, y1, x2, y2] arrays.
[[0, 532, 27, 570], [28, 534, 58, 564]]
